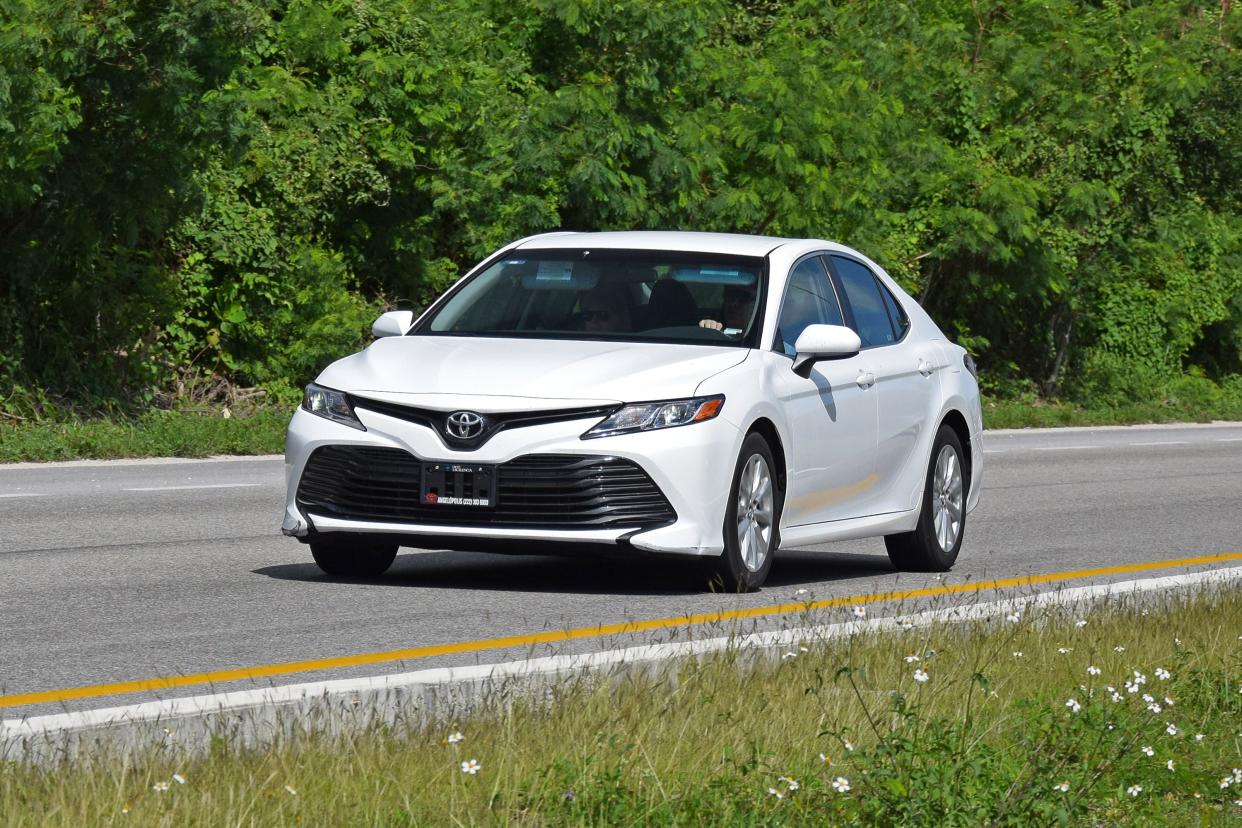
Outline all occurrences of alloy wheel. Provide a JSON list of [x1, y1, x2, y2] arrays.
[[735, 454, 775, 572], [931, 445, 964, 552]]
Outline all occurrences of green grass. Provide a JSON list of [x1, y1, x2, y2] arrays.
[[984, 395, 1242, 429], [0, 409, 290, 463], [3, 588, 1240, 826], [1, 395, 1239, 464]]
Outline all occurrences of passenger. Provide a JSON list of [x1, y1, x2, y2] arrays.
[[578, 283, 632, 333], [699, 286, 755, 334]]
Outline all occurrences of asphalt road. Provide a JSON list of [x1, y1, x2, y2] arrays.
[[2, 422, 1241, 718]]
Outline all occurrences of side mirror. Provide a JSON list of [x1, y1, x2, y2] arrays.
[[792, 324, 861, 376], [372, 310, 415, 338]]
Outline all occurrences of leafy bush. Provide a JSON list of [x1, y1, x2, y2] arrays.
[[1, 0, 1240, 414]]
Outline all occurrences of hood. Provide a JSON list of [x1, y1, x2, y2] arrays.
[[316, 335, 749, 411]]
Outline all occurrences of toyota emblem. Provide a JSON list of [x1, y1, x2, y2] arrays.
[[445, 410, 485, 440]]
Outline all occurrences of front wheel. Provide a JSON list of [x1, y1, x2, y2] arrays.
[[310, 539, 398, 578], [885, 424, 967, 572], [712, 433, 782, 592]]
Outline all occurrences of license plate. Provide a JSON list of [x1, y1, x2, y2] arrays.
[[419, 462, 496, 507]]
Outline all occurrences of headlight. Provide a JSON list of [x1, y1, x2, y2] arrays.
[[582, 395, 724, 439], [301, 383, 365, 431]]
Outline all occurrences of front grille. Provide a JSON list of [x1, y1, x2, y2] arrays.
[[296, 446, 677, 530], [348, 395, 616, 451]]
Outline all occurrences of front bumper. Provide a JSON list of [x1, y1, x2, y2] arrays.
[[282, 405, 741, 557]]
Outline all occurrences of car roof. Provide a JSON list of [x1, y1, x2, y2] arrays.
[[514, 231, 794, 258]]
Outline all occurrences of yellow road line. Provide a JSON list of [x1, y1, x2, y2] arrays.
[[4, 551, 1241, 710]]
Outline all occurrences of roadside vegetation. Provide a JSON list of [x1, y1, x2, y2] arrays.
[[3, 587, 1239, 826], [2, 1, 1241, 438], [6, 382, 1242, 462]]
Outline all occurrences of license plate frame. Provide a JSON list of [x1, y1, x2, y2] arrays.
[[419, 462, 496, 508]]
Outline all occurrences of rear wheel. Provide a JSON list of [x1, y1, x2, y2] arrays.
[[712, 433, 781, 592], [310, 539, 398, 577], [885, 424, 966, 572]]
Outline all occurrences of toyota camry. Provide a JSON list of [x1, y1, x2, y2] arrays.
[[282, 231, 983, 590]]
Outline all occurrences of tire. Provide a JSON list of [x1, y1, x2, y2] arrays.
[[711, 432, 782, 592], [310, 538, 399, 577], [885, 424, 967, 572]]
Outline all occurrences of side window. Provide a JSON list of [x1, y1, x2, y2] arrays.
[[831, 256, 897, 347], [876, 277, 910, 340], [774, 257, 844, 357]]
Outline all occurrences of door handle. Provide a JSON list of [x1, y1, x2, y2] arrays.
[[918, 358, 936, 376], [857, 371, 875, 388]]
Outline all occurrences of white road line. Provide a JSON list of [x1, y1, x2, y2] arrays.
[[6, 566, 1241, 749], [123, 483, 264, 492], [1216, 438, 1242, 443], [1130, 441, 1190, 447], [1031, 445, 1102, 451], [0, 493, 44, 499], [982, 449, 1005, 454]]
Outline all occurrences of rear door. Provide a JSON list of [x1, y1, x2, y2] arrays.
[[769, 255, 878, 527], [827, 254, 944, 514]]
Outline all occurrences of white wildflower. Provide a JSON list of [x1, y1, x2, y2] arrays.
[[1065, 698, 1082, 713], [284, 785, 297, 796], [446, 731, 464, 744], [1114, 645, 1126, 652], [852, 606, 867, 618], [831, 776, 851, 793], [1141, 746, 1154, 757], [904, 655, 920, 663], [1075, 619, 1088, 628], [152, 782, 169, 793], [172, 774, 186, 785], [1013, 651, 1024, 658], [913, 668, 930, 683], [1127, 784, 1143, 797], [1006, 612, 1021, 624], [1087, 665, 1101, 676], [461, 759, 481, 775], [1155, 668, 1171, 680], [1167, 760, 1176, 771], [1195, 733, 1205, 742], [1057, 647, 1072, 655], [1166, 723, 1179, 736], [767, 787, 783, 799], [1054, 780, 1070, 793]]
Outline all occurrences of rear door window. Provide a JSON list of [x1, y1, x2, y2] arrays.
[[830, 255, 898, 348]]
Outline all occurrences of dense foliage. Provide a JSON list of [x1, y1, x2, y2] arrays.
[[1, 0, 1240, 413]]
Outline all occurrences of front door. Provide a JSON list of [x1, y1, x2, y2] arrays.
[[769, 256, 879, 527], [829, 254, 944, 514]]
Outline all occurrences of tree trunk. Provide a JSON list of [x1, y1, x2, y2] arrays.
[[1043, 307, 1075, 397]]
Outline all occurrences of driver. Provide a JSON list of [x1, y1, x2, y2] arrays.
[[699, 286, 755, 334]]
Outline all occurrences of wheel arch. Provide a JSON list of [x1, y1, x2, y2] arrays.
[[938, 407, 973, 495], [746, 417, 787, 495]]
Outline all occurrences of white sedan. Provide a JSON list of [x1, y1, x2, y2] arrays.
[[282, 231, 983, 590]]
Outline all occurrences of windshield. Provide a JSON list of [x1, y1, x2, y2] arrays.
[[415, 249, 766, 348]]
